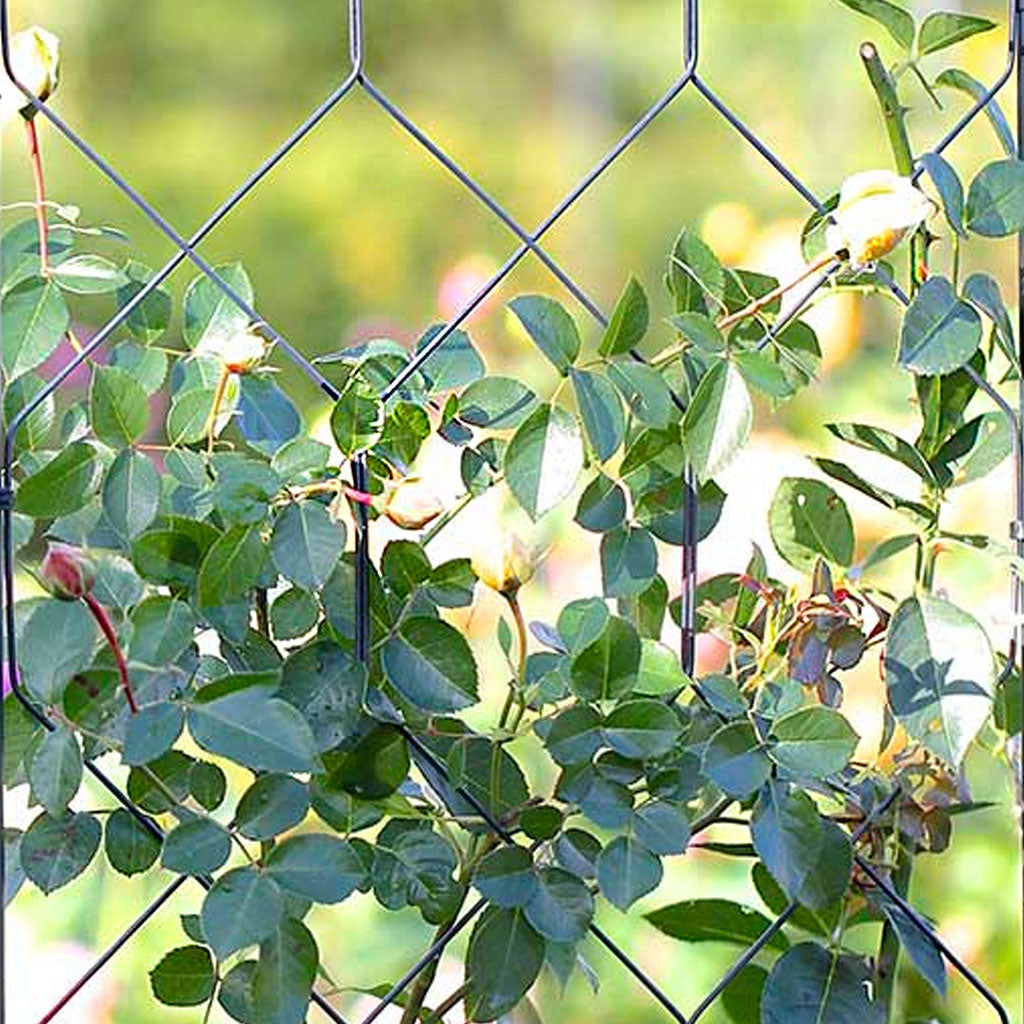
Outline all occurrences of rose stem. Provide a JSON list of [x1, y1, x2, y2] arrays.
[[24, 116, 50, 276], [83, 592, 138, 714], [205, 363, 232, 453]]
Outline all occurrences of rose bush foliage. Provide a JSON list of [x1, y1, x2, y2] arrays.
[[2, 2, 1023, 1022]]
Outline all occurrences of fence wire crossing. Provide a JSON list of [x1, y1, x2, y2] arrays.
[[0, 0, 1021, 1022]]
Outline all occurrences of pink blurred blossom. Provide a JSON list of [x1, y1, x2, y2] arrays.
[[438, 255, 499, 321]]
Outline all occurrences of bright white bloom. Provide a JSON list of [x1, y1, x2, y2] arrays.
[[1, 26, 60, 123], [197, 326, 268, 374], [826, 170, 935, 269], [471, 532, 535, 596]]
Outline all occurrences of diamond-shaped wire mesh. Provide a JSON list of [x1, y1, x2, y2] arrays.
[[0, 0, 1021, 1021]]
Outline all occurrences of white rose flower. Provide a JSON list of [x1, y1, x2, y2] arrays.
[[826, 169, 935, 269], [1, 26, 60, 123], [197, 326, 268, 374]]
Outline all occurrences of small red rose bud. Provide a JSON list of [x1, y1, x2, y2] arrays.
[[40, 541, 95, 600]]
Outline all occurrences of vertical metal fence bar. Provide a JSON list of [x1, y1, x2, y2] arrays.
[[1016, 7, 1024, 1016]]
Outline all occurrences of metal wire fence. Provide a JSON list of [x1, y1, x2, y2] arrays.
[[0, 0, 1021, 1021]]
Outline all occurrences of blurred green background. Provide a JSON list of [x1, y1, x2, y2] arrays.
[[2, 0, 1023, 1021]]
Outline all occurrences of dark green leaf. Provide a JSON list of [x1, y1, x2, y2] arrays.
[[606, 361, 676, 430], [569, 616, 641, 701], [104, 808, 160, 877], [597, 836, 662, 910], [150, 946, 216, 1007], [826, 422, 935, 484], [702, 721, 771, 798], [1, 275, 69, 378], [115, 261, 172, 343], [833, 0, 914, 49], [683, 361, 751, 482], [197, 525, 265, 608], [632, 800, 691, 855], [20, 811, 101, 894], [236, 376, 301, 456], [544, 705, 604, 765], [761, 942, 883, 1024], [575, 473, 627, 533], [458, 376, 538, 430], [601, 525, 658, 598], [330, 368, 384, 456], [465, 907, 544, 1023], [16, 442, 100, 518], [769, 706, 858, 778], [28, 728, 82, 816], [271, 587, 320, 640], [508, 295, 581, 375], [264, 834, 365, 903], [963, 272, 1017, 369], [187, 687, 320, 773], [382, 617, 479, 713], [20, 599, 96, 704], [919, 152, 966, 237], [253, 918, 319, 1024], [280, 640, 366, 752], [90, 366, 150, 446], [416, 326, 485, 392], [524, 867, 593, 943], [645, 898, 789, 949], [235, 774, 310, 840], [271, 502, 344, 591], [603, 699, 681, 759], [967, 159, 1024, 237], [103, 449, 162, 540], [599, 276, 649, 356], [899, 277, 981, 375], [935, 69, 1015, 157], [474, 846, 537, 908], [932, 412, 1011, 489], [571, 368, 625, 462], [161, 817, 231, 875], [668, 229, 726, 314], [201, 866, 284, 960]]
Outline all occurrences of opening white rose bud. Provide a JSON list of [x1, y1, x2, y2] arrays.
[[2, 26, 60, 122], [384, 477, 444, 531], [471, 533, 536, 597], [198, 326, 268, 375], [826, 169, 935, 269]]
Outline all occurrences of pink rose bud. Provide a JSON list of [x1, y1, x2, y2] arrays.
[[40, 542, 95, 600]]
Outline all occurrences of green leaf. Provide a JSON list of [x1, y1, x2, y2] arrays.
[[103, 449, 161, 540], [458, 376, 538, 429], [504, 403, 584, 519], [28, 728, 82, 816], [104, 809, 160, 877], [465, 907, 544, 1023], [1, 275, 69, 378], [884, 595, 995, 766], [524, 866, 593, 943], [51, 254, 129, 294], [264, 834, 365, 903], [575, 473, 627, 533], [473, 846, 537, 908], [187, 687, 320, 773], [161, 817, 232, 875], [20, 811, 101, 894], [129, 597, 195, 667], [150, 946, 216, 1007], [237, 376, 302, 456], [3, 371, 54, 454], [702, 721, 771, 798], [768, 477, 854, 572], [597, 836, 662, 911], [632, 799, 691, 855], [271, 502, 345, 591], [918, 152, 966, 238], [602, 699, 681, 760], [235, 774, 309, 840], [733, 350, 796, 399], [508, 295, 581, 375], [813, 458, 934, 526], [761, 942, 883, 1024], [931, 412, 1011, 489], [668, 228, 726, 314], [279, 640, 366, 752], [722, 966, 768, 1024], [833, 0, 914, 49], [875, 894, 947, 997], [751, 782, 852, 911], [935, 69, 1016, 157], [116, 261, 172, 344], [197, 525, 265, 608], [253, 918, 319, 1024], [271, 587, 320, 640], [330, 368, 384, 456], [769, 706, 858, 778], [218, 961, 259, 1024], [571, 368, 625, 462], [200, 866, 284, 960], [966, 159, 1024, 237], [683, 361, 752, 482], [328, 723, 409, 799], [544, 705, 604, 766], [825, 422, 935, 484], [600, 525, 658, 598], [599, 276, 649, 356], [918, 12, 995, 56], [569, 616, 641, 701], [963, 272, 1017, 370], [132, 518, 219, 589], [416, 326, 486, 392], [20, 599, 96, 704], [16, 442, 101, 518], [899, 277, 981, 375], [90, 365, 150, 446], [183, 262, 253, 349], [606, 361, 675, 430], [382, 617, 479, 713], [645, 898, 789, 949]]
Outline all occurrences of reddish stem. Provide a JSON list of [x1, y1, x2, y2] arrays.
[[342, 485, 374, 506], [83, 593, 138, 714], [24, 116, 50, 276]]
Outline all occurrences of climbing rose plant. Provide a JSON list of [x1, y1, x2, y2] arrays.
[[2, 2, 1022, 1022]]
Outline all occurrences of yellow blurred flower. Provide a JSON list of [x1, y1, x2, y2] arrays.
[[826, 169, 935, 269], [1, 26, 60, 123], [701, 201, 756, 264], [384, 477, 444, 531], [471, 532, 535, 596]]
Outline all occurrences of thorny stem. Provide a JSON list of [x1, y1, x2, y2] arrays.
[[424, 983, 468, 1023], [876, 844, 913, 1017], [205, 363, 232, 454], [83, 592, 138, 714], [255, 587, 270, 639], [24, 116, 50, 276]]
